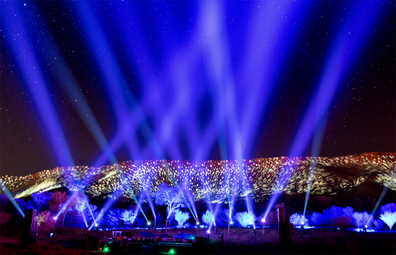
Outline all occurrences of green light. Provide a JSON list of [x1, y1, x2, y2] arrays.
[[169, 248, 176, 254], [103, 246, 110, 252]]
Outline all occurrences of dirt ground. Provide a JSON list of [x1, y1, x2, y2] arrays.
[[0, 226, 395, 254]]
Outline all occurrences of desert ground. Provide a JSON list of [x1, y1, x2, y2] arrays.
[[1, 225, 395, 254]]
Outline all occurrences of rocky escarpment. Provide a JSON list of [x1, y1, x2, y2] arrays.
[[1, 152, 395, 202]]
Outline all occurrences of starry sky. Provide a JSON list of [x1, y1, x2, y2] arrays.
[[1, 1, 395, 176]]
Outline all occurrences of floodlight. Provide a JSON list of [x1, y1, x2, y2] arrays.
[[103, 245, 110, 252]]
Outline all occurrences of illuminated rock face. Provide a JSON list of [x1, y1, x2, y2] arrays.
[[1, 152, 395, 201]]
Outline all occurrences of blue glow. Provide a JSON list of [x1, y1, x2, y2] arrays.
[[0, 1, 391, 231], [264, 1, 384, 219], [0, 178, 24, 218], [369, 165, 396, 222]]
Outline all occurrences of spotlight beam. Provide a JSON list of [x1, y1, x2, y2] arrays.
[[1, 2, 80, 192], [0, 178, 24, 217], [264, 1, 384, 219]]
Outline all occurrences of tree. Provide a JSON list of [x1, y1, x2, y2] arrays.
[[352, 212, 373, 228], [380, 203, 396, 214], [105, 208, 124, 228], [28, 191, 52, 213], [202, 210, 215, 225], [73, 195, 96, 227], [260, 211, 278, 226], [36, 210, 55, 234], [50, 191, 68, 212], [290, 213, 309, 226], [122, 209, 136, 227], [174, 209, 190, 228], [152, 183, 184, 220], [380, 211, 396, 231], [235, 211, 255, 227], [49, 191, 74, 227]]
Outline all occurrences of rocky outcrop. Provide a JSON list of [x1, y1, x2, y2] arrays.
[[1, 152, 395, 202]]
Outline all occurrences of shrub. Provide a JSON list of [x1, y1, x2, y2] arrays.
[[50, 191, 68, 212], [343, 206, 354, 217], [290, 213, 309, 226], [134, 215, 145, 227], [380, 211, 396, 231], [259, 211, 278, 226], [235, 211, 255, 227], [213, 208, 231, 227], [310, 206, 354, 228], [0, 194, 9, 210], [152, 183, 183, 219], [380, 203, 396, 214], [322, 206, 344, 225], [352, 212, 373, 228], [105, 208, 124, 228], [330, 215, 354, 229], [28, 192, 52, 213], [174, 209, 190, 228], [202, 210, 214, 225], [310, 212, 326, 226], [0, 211, 12, 226], [36, 210, 55, 234], [122, 210, 136, 226], [373, 219, 384, 230]]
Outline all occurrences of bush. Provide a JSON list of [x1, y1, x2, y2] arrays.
[[213, 208, 231, 227], [174, 209, 190, 228], [330, 215, 354, 229], [50, 191, 68, 212], [380, 211, 396, 231], [352, 212, 373, 228], [36, 210, 55, 234], [380, 203, 396, 214], [104, 208, 124, 228], [259, 211, 278, 226], [202, 210, 214, 225], [122, 209, 136, 226], [373, 219, 384, 230], [28, 192, 52, 213], [310, 212, 326, 226], [343, 206, 354, 217], [290, 213, 309, 226], [0, 194, 9, 210], [310, 206, 354, 228], [235, 211, 255, 227]]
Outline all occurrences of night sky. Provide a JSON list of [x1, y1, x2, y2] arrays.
[[1, 1, 395, 176]]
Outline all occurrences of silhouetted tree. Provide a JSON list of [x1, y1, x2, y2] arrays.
[[152, 183, 184, 229], [28, 191, 52, 212]]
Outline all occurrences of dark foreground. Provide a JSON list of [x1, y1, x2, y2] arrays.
[[0, 227, 395, 254]]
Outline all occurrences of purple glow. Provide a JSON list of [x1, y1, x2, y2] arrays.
[[264, 1, 383, 219], [0, 178, 24, 217]]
